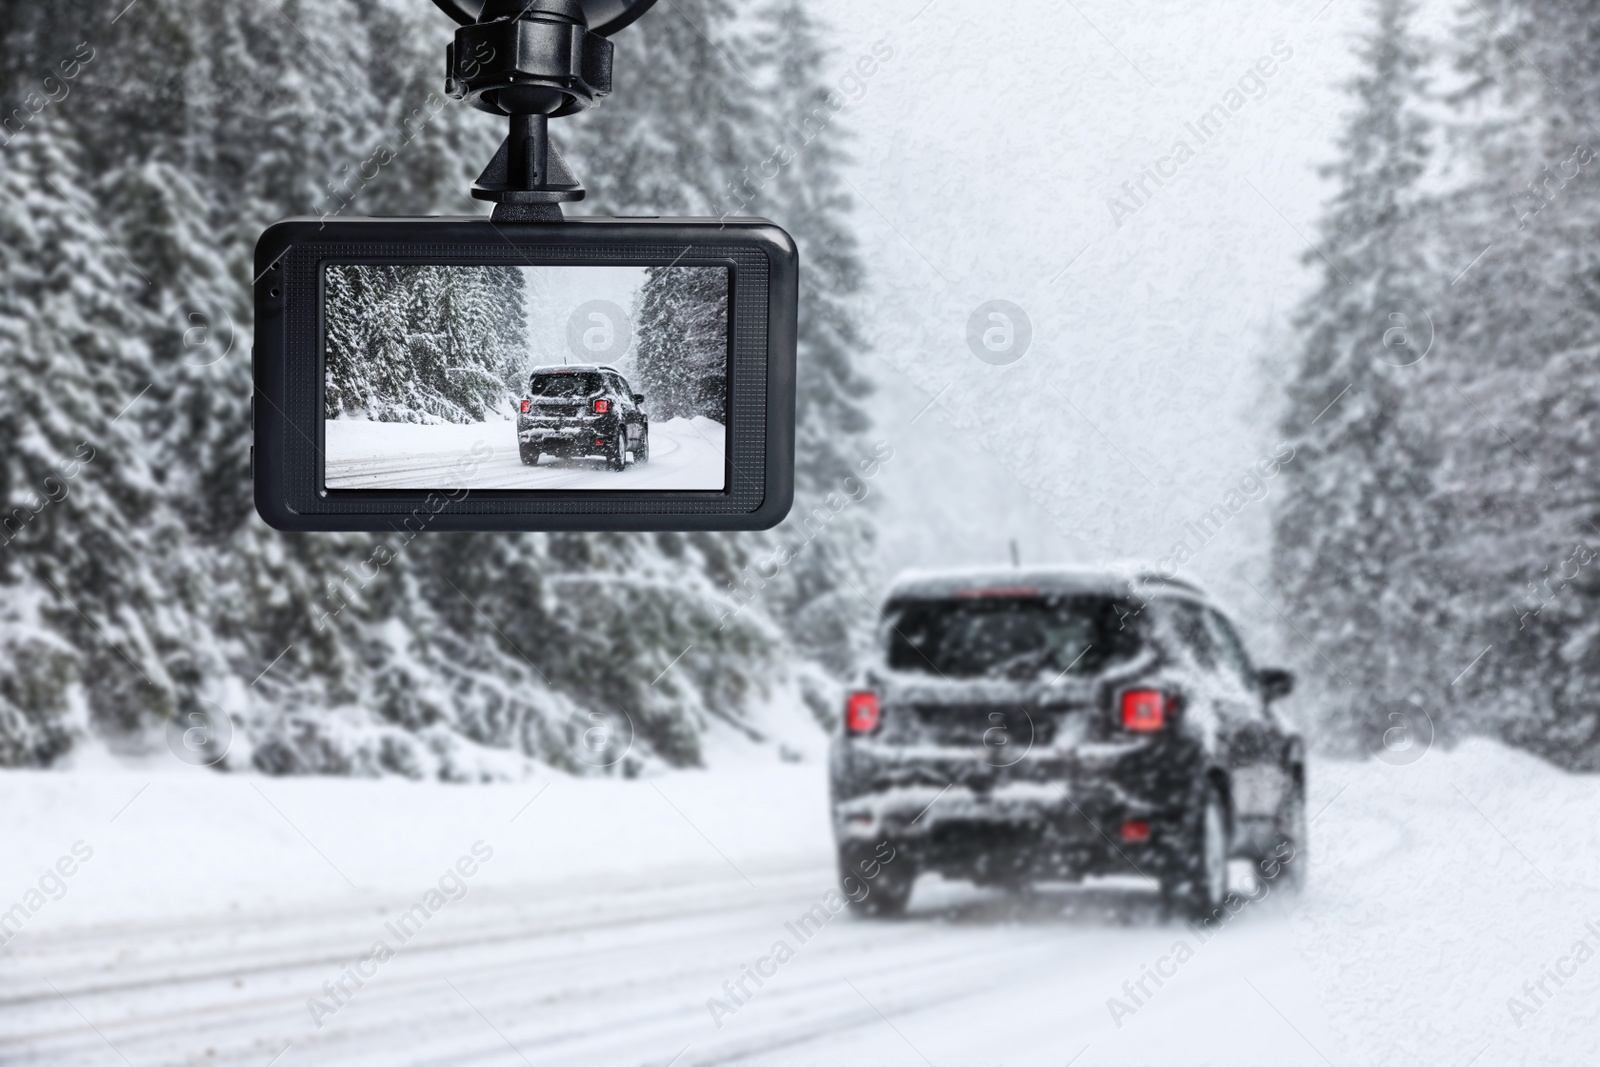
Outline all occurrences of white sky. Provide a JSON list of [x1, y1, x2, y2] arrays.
[[519, 265, 646, 378], [802, 0, 1456, 652]]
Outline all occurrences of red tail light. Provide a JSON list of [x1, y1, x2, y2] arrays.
[[593, 399, 610, 414], [1121, 819, 1151, 842], [520, 400, 531, 414], [845, 691, 880, 735], [594, 437, 605, 447], [1121, 689, 1170, 732]]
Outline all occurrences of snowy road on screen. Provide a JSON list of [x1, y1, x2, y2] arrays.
[[3, 741, 1597, 1066], [323, 416, 727, 491]]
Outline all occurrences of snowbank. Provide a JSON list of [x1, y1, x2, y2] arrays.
[[0, 760, 833, 933]]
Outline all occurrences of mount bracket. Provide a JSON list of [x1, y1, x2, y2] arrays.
[[434, 0, 657, 222]]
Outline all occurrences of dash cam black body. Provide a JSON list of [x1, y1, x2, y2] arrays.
[[252, 216, 798, 532]]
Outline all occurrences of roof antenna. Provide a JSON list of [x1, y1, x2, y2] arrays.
[[1009, 539, 1020, 569]]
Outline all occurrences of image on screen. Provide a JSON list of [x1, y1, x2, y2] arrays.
[[322, 264, 730, 491]]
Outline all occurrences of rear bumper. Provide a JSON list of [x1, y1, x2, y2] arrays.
[[832, 781, 1177, 882], [518, 415, 619, 451], [830, 741, 1203, 882]]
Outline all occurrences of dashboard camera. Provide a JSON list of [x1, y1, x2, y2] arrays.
[[252, 0, 798, 532]]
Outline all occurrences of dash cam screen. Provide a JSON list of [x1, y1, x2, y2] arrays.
[[322, 264, 730, 491]]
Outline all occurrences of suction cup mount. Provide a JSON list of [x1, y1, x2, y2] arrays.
[[435, 0, 658, 221]]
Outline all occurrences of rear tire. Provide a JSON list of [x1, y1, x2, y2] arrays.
[[839, 844, 914, 918], [519, 442, 539, 466], [1162, 783, 1229, 921]]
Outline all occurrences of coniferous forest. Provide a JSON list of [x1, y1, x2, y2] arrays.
[[633, 267, 730, 421], [1273, 0, 1600, 768], [324, 265, 528, 424], [0, 0, 873, 774], [5, 0, 1599, 775]]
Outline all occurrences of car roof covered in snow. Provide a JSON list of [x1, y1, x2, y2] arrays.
[[529, 364, 614, 375], [884, 565, 1211, 604]]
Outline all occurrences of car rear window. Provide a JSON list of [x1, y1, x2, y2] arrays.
[[884, 595, 1143, 679], [529, 372, 602, 397]]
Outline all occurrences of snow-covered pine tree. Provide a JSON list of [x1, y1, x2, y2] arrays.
[[632, 266, 729, 420], [1411, 0, 1600, 766], [97, 0, 421, 771], [0, 108, 170, 763], [739, 0, 879, 695], [1271, 0, 1447, 747]]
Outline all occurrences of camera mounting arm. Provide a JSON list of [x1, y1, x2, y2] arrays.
[[434, 0, 657, 221]]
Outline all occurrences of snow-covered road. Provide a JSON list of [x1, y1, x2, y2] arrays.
[[0, 868, 1324, 1066], [324, 416, 727, 491], [3, 740, 1597, 1066]]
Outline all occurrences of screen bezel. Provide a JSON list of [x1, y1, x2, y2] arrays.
[[253, 217, 797, 532], [317, 260, 737, 496]]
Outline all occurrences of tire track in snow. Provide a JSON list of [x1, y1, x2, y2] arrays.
[[0, 872, 1179, 1067]]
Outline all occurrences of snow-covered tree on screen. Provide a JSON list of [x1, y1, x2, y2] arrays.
[[1272, 0, 1446, 746], [632, 266, 729, 420], [325, 265, 524, 423]]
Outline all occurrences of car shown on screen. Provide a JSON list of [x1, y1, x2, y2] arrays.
[[516, 366, 649, 471], [830, 567, 1305, 919]]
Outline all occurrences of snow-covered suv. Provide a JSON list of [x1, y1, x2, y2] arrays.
[[517, 366, 649, 471], [830, 567, 1306, 918]]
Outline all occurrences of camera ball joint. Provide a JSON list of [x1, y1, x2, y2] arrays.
[[433, 0, 658, 222]]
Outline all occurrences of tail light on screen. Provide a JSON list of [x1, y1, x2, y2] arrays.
[[845, 691, 880, 735], [1121, 819, 1151, 842], [520, 400, 531, 414], [1121, 689, 1170, 732], [593, 399, 610, 414]]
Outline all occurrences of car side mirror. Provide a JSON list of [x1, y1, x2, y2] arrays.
[[1257, 667, 1294, 702], [632, 393, 645, 404]]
